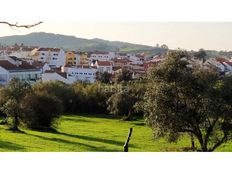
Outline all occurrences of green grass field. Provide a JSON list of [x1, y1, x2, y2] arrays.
[[0, 114, 231, 152]]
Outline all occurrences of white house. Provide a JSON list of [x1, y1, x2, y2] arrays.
[[90, 51, 115, 61], [222, 62, 232, 72], [62, 65, 97, 83], [0, 60, 41, 85], [33, 48, 66, 68], [91, 60, 113, 74], [31, 61, 51, 73], [8, 47, 36, 59], [127, 54, 143, 64], [42, 69, 69, 84], [115, 52, 129, 59]]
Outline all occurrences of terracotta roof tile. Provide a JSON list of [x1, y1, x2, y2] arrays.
[[32, 61, 46, 68], [97, 60, 112, 66], [0, 60, 39, 71], [0, 60, 20, 70], [38, 48, 61, 52], [216, 57, 229, 63], [225, 61, 232, 66]]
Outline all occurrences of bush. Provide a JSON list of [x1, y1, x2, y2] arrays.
[[0, 78, 32, 130], [107, 82, 145, 120], [33, 81, 75, 113], [72, 82, 112, 114], [22, 93, 63, 130]]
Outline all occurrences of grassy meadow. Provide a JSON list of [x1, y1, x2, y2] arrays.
[[0, 114, 231, 152]]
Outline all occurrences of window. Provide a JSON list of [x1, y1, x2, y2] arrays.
[[41, 57, 44, 59], [88, 73, 92, 75], [80, 73, 83, 75], [41, 53, 45, 55], [84, 73, 87, 75]]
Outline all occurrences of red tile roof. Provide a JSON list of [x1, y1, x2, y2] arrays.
[[216, 57, 229, 63], [97, 61, 112, 66], [113, 66, 122, 71], [38, 48, 61, 52], [114, 58, 130, 63], [20, 61, 37, 69], [0, 60, 38, 71], [0, 60, 20, 70], [45, 69, 67, 79], [32, 61, 46, 68], [225, 61, 232, 66]]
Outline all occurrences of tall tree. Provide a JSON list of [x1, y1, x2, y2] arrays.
[[0, 78, 32, 131], [107, 82, 145, 120], [194, 48, 207, 62], [96, 72, 112, 84], [143, 51, 232, 151], [115, 69, 133, 83]]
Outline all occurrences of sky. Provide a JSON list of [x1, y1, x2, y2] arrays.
[[1, 22, 232, 51], [1, 0, 232, 51]]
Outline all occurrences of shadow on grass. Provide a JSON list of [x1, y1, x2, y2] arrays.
[[7, 129, 26, 134], [67, 113, 121, 120], [0, 140, 25, 151], [132, 122, 145, 126], [62, 117, 95, 123], [26, 133, 121, 152], [56, 131, 137, 149]]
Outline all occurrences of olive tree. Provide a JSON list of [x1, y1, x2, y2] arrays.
[[143, 51, 232, 152], [0, 78, 32, 131]]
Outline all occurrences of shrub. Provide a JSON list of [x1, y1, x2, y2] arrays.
[[22, 93, 63, 130]]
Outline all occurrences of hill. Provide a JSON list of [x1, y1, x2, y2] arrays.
[[0, 32, 167, 54]]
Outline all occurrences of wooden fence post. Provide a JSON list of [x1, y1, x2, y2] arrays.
[[124, 128, 133, 152]]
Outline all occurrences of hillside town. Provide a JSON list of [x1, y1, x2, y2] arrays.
[[0, 43, 232, 85]]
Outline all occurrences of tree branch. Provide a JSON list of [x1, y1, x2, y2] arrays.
[[204, 118, 219, 148], [0, 21, 43, 28], [209, 132, 228, 152]]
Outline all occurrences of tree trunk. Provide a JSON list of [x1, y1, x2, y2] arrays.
[[195, 133, 209, 152], [12, 115, 19, 131], [190, 133, 195, 151], [201, 143, 208, 152]]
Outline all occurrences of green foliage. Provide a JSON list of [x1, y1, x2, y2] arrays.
[[143, 50, 232, 151], [96, 72, 112, 84], [107, 82, 145, 120], [21, 93, 63, 130], [115, 69, 133, 83], [0, 79, 63, 131], [0, 78, 32, 130], [194, 48, 207, 61], [33, 81, 75, 113], [0, 114, 232, 152], [71, 83, 112, 114]]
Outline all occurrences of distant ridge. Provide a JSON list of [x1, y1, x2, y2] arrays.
[[0, 32, 168, 55]]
